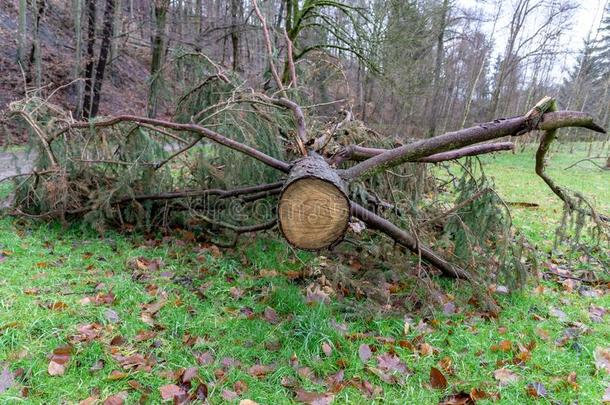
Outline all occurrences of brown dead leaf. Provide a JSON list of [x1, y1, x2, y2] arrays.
[[493, 368, 519, 385], [239, 400, 259, 405], [48, 345, 72, 376], [294, 389, 334, 405], [159, 384, 186, 401], [195, 351, 214, 366], [430, 367, 448, 389], [248, 364, 274, 378], [358, 344, 372, 363], [107, 370, 128, 381], [103, 391, 128, 405], [595, 347, 610, 373], [526, 382, 547, 398], [469, 388, 487, 401], [0, 367, 15, 394], [439, 392, 474, 405], [322, 342, 333, 357], [234, 380, 248, 394], [438, 357, 453, 375], [349, 377, 383, 398], [263, 307, 279, 324], [535, 327, 550, 341], [491, 340, 512, 352], [222, 389, 238, 401]]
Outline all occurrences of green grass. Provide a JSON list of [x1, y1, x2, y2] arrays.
[[480, 141, 610, 246], [0, 143, 609, 404]]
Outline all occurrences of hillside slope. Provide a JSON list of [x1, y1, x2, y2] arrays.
[[0, 0, 151, 143]]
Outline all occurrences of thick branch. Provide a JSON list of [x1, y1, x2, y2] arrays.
[[51, 115, 291, 173], [333, 142, 514, 166], [342, 111, 605, 179], [350, 202, 472, 280]]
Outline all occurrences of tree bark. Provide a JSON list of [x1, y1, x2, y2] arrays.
[[148, 0, 169, 118], [82, 0, 97, 119], [89, 0, 116, 118], [230, 0, 242, 71], [342, 111, 605, 179], [18, 0, 27, 66], [350, 202, 472, 279], [73, 0, 84, 118]]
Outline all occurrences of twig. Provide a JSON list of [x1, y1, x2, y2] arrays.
[[563, 157, 606, 171]]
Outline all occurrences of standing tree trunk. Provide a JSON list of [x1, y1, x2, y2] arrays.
[[89, 0, 116, 118], [230, 0, 242, 71], [147, 0, 169, 118], [73, 0, 84, 118], [29, 0, 44, 89], [82, 0, 97, 119], [110, 0, 122, 64], [18, 0, 27, 66], [427, 0, 449, 137]]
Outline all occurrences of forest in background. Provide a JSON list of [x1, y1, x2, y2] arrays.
[[2, 0, 610, 144]]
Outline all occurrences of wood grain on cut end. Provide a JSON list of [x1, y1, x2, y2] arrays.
[[278, 178, 350, 250]]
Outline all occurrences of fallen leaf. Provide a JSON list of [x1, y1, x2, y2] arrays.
[[549, 307, 568, 322], [48, 345, 72, 376], [182, 367, 198, 384], [359, 344, 372, 363], [107, 370, 128, 381], [103, 391, 128, 405], [263, 307, 279, 324], [589, 305, 607, 323], [0, 367, 15, 394], [493, 368, 519, 385], [222, 389, 238, 401], [294, 389, 334, 405], [159, 384, 186, 401], [535, 327, 550, 340], [234, 380, 248, 394], [439, 392, 473, 405], [594, 347, 610, 373], [491, 340, 512, 352], [239, 400, 259, 405], [526, 382, 547, 398], [469, 388, 487, 401], [322, 342, 333, 357], [104, 309, 120, 323], [349, 377, 383, 398], [195, 351, 214, 366], [430, 367, 448, 389], [603, 384, 610, 403], [248, 364, 274, 378]]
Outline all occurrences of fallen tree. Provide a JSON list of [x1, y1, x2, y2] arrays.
[[4, 93, 608, 282]]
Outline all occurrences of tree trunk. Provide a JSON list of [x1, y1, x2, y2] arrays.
[[278, 154, 350, 250], [82, 0, 97, 119], [29, 0, 44, 89], [230, 0, 242, 71], [89, 0, 116, 118], [73, 0, 84, 118], [148, 0, 169, 118], [18, 0, 27, 66], [427, 0, 449, 137]]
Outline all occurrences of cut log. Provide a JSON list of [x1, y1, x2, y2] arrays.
[[278, 154, 350, 250]]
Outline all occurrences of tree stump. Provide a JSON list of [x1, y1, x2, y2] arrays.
[[278, 154, 350, 250]]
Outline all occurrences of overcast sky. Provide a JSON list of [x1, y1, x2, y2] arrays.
[[457, 0, 608, 80]]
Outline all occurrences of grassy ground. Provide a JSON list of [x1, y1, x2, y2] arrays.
[[0, 143, 608, 404]]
